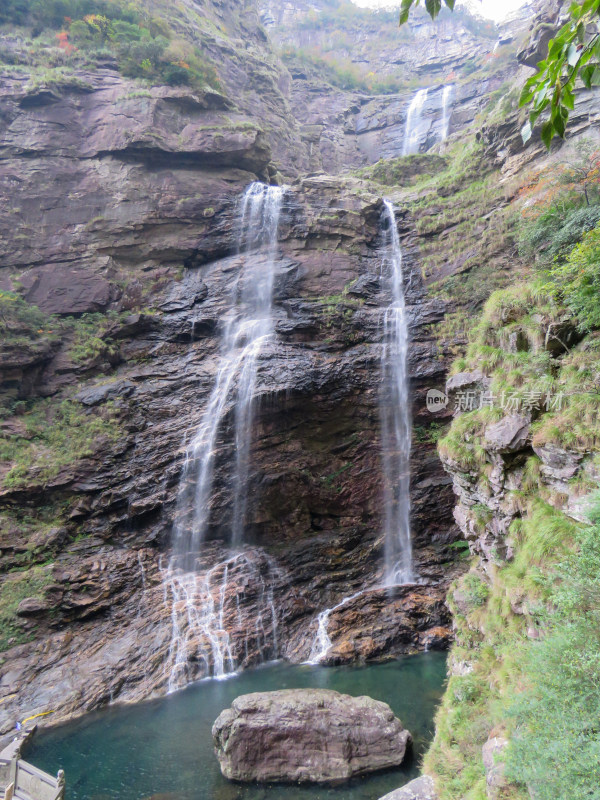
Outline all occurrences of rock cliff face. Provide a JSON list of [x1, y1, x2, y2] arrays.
[[0, 161, 458, 729], [0, 0, 537, 734], [260, 1, 496, 78]]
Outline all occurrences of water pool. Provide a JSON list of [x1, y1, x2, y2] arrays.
[[26, 653, 447, 800]]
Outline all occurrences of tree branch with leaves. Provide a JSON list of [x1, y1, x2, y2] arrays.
[[399, 0, 455, 25], [520, 0, 600, 148]]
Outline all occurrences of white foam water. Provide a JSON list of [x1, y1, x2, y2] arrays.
[[306, 591, 366, 664], [164, 183, 287, 690], [380, 200, 414, 586], [403, 88, 428, 156], [441, 84, 454, 141]]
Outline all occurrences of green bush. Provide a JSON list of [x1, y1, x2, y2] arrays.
[[281, 46, 401, 94], [0, 566, 54, 651], [0, 291, 58, 346], [543, 222, 600, 331], [1, 398, 121, 489], [462, 573, 490, 608], [161, 62, 190, 86], [519, 141, 600, 267], [3, 0, 138, 29], [0, 0, 30, 25], [0, 0, 222, 91], [115, 33, 170, 79], [507, 506, 600, 800], [520, 203, 600, 265]]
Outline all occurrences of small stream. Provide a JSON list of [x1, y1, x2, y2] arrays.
[[26, 653, 447, 800]]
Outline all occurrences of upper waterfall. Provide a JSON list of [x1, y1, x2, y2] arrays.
[[441, 84, 454, 141], [380, 200, 413, 586], [402, 88, 428, 156]]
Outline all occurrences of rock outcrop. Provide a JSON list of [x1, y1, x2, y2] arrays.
[[517, 0, 565, 69], [379, 775, 439, 800], [482, 736, 510, 800], [212, 689, 412, 784]]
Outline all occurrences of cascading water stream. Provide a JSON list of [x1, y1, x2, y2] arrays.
[[380, 200, 414, 586], [306, 591, 366, 665], [306, 200, 415, 661], [441, 84, 454, 141], [173, 183, 285, 565], [402, 88, 428, 156], [165, 182, 286, 691]]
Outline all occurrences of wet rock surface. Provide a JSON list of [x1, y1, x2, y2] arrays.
[[212, 689, 412, 784], [0, 166, 460, 732]]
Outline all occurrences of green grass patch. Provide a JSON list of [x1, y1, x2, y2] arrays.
[[0, 1, 222, 92], [1, 398, 121, 489], [0, 566, 54, 651]]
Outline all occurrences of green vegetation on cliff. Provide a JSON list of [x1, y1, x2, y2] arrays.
[[366, 136, 520, 309], [426, 161, 600, 798], [428, 295, 600, 796], [1, 398, 122, 490], [507, 509, 600, 800], [0, 290, 60, 349], [519, 142, 600, 267], [280, 46, 403, 94], [0, 565, 54, 650], [0, 0, 221, 90], [0, 296, 126, 490]]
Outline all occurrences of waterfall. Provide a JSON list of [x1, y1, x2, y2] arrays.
[[166, 550, 283, 691], [402, 88, 428, 156], [441, 84, 454, 141], [172, 182, 285, 566], [380, 200, 414, 586], [306, 591, 365, 664], [165, 182, 286, 690], [305, 201, 415, 658]]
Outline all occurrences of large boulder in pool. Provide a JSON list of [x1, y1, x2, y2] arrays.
[[212, 688, 412, 784]]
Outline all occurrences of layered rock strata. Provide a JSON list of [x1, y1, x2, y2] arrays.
[[0, 0, 538, 734], [0, 170, 459, 732]]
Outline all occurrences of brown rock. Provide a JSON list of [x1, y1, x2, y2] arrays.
[[446, 370, 486, 395], [212, 689, 412, 784], [484, 415, 530, 453], [482, 736, 510, 800], [16, 597, 49, 617], [19, 265, 117, 315], [533, 443, 583, 482]]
